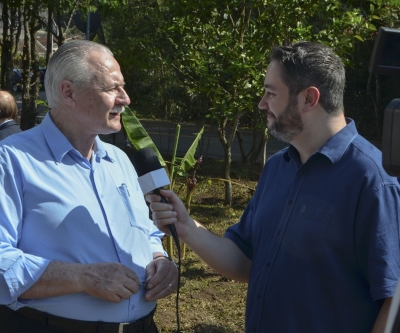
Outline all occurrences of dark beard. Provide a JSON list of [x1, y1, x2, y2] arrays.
[[269, 95, 303, 143]]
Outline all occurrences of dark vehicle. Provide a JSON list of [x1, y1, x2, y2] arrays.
[[39, 68, 46, 90], [12, 69, 23, 92], [12, 68, 46, 92]]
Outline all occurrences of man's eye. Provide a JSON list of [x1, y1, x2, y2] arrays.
[[267, 92, 275, 97]]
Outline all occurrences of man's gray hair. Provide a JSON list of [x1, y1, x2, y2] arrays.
[[45, 40, 113, 109]]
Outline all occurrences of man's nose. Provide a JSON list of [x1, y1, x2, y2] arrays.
[[117, 87, 131, 106], [258, 92, 269, 111]]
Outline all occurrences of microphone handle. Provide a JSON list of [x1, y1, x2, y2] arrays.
[[152, 188, 179, 242]]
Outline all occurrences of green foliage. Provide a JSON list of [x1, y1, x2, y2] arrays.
[[122, 107, 205, 257], [171, 127, 204, 180], [102, 0, 399, 141], [122, 106, 166, 166]]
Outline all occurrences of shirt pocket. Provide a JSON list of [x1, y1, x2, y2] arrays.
[[117, 183, 150, 229]]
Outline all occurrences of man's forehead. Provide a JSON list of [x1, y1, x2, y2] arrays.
[[87, 52, 123, 81], [264, 61, 284, 88]]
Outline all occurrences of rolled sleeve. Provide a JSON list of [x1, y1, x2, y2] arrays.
[[0, 153, 51, 306], [0, 254, 50, 307], [148, 224, 166, 254]]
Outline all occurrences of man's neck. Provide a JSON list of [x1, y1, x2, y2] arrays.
[[291, 113, 347, 164], [49, 110, 96, 161]]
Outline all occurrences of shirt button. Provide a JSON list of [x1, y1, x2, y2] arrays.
[[288, 200, 293, 205], [257, 294, 262, 300], [100, 194, 104, 198], [110, 221, 114, 226], [278, 230, 282, 235], [266, 262, 271, 268]]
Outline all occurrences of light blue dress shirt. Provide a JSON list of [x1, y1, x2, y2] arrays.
[[0, 113, 165, 322]]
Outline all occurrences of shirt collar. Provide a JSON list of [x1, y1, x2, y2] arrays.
[[40, 112, 114, 163], [284, 118, 359, 164], [0, 119, 14, 126]]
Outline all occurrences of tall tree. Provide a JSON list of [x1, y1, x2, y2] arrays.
[[20, 0, 43, 130], [160, 0, 394, 205], [1, 0, 22, 91]]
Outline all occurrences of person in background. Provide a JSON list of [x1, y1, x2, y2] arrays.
[[146, 41, 400, 333], [0, 90, 21, 140], [0, 40, 177, 333]]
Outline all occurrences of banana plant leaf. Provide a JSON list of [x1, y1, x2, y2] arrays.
[[176, 127, 204, 173], [122, 106, 165, 166]]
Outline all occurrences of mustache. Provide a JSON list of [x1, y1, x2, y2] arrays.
[[110, 106, 125, 113]]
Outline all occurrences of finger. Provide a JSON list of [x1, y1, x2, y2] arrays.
[[145, 259, 177, 299], [145, 281, 176, 301], [151, 210, 177, 221], [109, 294, 123, 303], [124, 269, 141, 285], [116, 286, 136, 300], [145, 193, 162, 203], [148, 202, 174, 213], [120, 274, 142, 294]]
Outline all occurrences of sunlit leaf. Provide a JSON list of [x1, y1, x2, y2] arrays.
[[122, 106, 165, 166], [178, 127, 204, 172]]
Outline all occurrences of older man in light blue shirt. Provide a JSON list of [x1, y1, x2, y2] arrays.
[[0, 40, 177, 333]]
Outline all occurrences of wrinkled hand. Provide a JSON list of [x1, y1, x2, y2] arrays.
[[81, 262, 141, 303], [144, 257, 178, 301]]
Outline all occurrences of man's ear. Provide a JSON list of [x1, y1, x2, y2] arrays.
[[302, 86, 320, 111], [60, 80, 75, 107]]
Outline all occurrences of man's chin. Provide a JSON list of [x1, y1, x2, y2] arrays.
[[104, 123, 121, 134]]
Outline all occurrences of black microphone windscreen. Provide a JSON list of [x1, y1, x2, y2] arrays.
[[132, 148, 162, 177]]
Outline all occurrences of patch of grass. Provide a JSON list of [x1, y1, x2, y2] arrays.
[[154, 157, 260, 333]]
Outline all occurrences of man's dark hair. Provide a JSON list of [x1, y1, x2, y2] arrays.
[[270, 41, 345, 114]]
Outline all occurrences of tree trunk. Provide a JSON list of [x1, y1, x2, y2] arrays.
[[237, 123, 268, 165], [97, 23, 107, 45], [217, 110, 242, 206], [20, 4, 40, 130], [56, 11, 65, 47], [1, 1, 14, 91], [29, 12, 41, 123], [223, 142, 232, 206], [249, 126, 268, 164], [46, 7, 54, 66], [217, 117, 232, 206]]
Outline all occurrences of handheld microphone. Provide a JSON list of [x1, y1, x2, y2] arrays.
[[132, 148, 179, 242]]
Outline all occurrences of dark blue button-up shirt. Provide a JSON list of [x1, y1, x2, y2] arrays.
[[225, 119, 400, 333]]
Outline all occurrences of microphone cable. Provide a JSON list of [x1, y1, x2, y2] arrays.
[[171, 224, 181, 333], [155, 189, 181, 332]]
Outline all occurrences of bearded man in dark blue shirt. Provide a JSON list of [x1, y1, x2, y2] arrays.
[[146, 41, 400, 333]]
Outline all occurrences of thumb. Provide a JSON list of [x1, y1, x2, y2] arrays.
[[159, 189, 182, 206]]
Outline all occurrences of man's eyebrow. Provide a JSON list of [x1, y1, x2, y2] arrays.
[[263, 83, 276, 90]]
